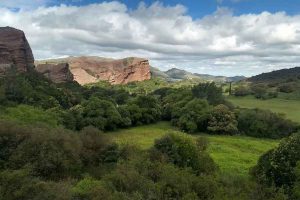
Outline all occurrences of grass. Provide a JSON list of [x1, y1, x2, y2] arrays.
[[109, 121, 278, 176], [227, 95, 300, 123]]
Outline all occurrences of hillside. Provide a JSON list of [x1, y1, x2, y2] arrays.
[[151, 67, 246, 82], [248, 67, 300, 83]]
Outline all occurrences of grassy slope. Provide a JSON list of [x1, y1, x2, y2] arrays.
[[227, 95, 300, 123], [109, 122, 278, 176]]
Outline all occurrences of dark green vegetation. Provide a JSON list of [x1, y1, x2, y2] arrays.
[[232, 67, 300, 100], [0, 68, 299, 199]]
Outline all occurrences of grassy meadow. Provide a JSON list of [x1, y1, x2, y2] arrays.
[[109, 121, 279, 176], [227, 95, 300, 123]]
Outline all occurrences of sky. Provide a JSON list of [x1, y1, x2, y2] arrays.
[[1, 0, 300, 76]]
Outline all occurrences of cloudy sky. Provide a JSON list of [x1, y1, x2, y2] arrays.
[[1, 0, 300, 76]]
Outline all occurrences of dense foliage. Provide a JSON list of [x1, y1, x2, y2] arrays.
[[237, 108, 298, 139], [253, 133, 300, 198], [0, 69, 298, 199]]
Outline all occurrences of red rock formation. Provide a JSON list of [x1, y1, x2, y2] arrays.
[[36, 56, 151, 85], [36, 63, 74, 83], [0, 27, 34, 74]]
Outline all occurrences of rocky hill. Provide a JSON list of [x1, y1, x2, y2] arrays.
[[36, 56, 151, 85], [35, 63, 74, 83], [0, 27, 34, 74]]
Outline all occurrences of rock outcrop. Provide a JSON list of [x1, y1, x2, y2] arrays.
[[35, 63, 74, 83], [36, 56, 151, 85], [0, 27, 34, 74]]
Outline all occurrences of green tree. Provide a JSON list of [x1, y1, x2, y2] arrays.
[[152, 132, 216, 175], [207, 104, 238, 134], [174, 99, 211, 133], [192, 82, 224, 105], [80, 97, 122, 131]]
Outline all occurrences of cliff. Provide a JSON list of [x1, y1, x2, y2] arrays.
[[36, 56, 151, 85], [0, 27, 34, 74]]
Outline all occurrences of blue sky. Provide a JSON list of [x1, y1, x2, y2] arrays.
[[1, 0, 300, 76], [53, 0, 300, 18]]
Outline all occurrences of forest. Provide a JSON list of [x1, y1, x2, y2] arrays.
[[0, 69, 300, 200]]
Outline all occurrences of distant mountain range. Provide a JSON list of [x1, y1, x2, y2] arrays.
[[151, 67, 246, 83]]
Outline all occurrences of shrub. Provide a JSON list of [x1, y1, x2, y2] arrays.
[[192, 82, 224, 105], [72, 177, 112, 200], [237, 108, 298, 139], [0, 105, 61, 127], [234, 86, 251, 96], [152, 132, 216, 175], [252, 133, 300, 194], [251, 84, 268, 99], [80, 97, 122, 131], [173, 99, 211, 133], [207, 104, 238, 135], [0, 169, 72, 200], [278, 83, 296, 93]]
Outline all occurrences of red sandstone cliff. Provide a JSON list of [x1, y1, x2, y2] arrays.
[[35, 63, 74, 83], [0, 27, 34, 74], [36, 56, 151, 85]]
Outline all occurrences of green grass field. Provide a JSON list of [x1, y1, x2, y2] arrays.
[[227, 95, 300, 123], [109, 122, 278, 176]]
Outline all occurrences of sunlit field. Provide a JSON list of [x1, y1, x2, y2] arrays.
[[227, 95, 300, 123], [109, 122, 278, 176]]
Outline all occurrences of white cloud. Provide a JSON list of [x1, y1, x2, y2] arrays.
[[1, 2, 300, 76]]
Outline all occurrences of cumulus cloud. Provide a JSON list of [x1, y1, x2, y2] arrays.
[[0, 1, 300, 76]]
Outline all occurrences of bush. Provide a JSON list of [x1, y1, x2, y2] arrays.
[[152, 132, 216, 175], [80, 97, 122, 131], [0, 105, 61, 127], [192, 82, 224, 105], [278, 83, 297, 93], [234, 86, 251, 97], [237, 108, 298, 139], [0, 169, 72, 200], [207, 104, 238, 135], [252, 133, 300, 194], [173, 99, 211, 133], [251, 84, 268, 99], [72, 177, 112, 200]]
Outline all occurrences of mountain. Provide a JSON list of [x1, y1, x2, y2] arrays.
[[0, 26, 34, 74], [151, 67, 246, 82], [248, 67, 300, 83], [36, 56, 151, 85]]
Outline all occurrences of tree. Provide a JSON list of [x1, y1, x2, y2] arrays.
[[237, 108, 298, 139], [192, 82, 224, 105], [253, 133, 300, 195], [80, 97, 122, 131], [174, 99, 211, 133], [207, 104, 238, 134], [251, 84, 268, 99], [234, 85, 251, 96], [128, 95, 162, 125], [152, 132, 216, 175]]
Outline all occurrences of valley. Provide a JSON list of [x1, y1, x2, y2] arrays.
[[110, 121, 279, 176], [0, 25, 300, 199]]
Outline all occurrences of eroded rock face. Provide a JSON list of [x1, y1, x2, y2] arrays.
[[0, 27, 34, 74], [36, 56, 151, 85], [36, 63, 74, 83]]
